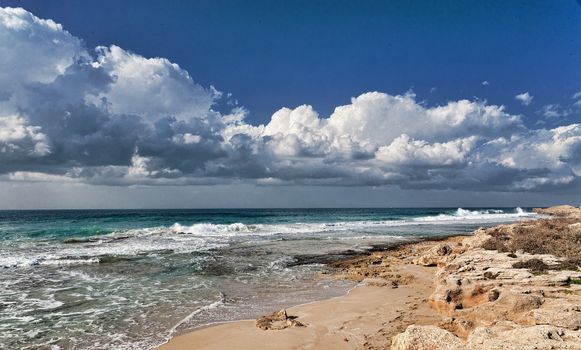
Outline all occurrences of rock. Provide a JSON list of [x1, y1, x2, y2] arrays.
[[533, 304, 581, 330], [467, 325, 581, 349], [439, 317, 476, 338], [462, 228, 491, 249], [569, 222, 581, 234], [255, 309, 304, 330], [429, 285, 460, 314], [533, 205, 581, 217], [390, 325, 465, 350], [418, 211, 581, 349], [494, 290, 544, 314], [414, 244, 453, 266], [546, 272, 577, 286], [483, 270, 499, 279]]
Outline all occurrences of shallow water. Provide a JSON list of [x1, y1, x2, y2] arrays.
[[0, 207, 537, 349]]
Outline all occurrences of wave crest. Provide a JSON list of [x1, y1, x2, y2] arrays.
[[414, 207, 532, 222]]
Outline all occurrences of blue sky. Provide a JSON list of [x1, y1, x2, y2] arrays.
[[0, 1, 580, 208], [3, 0, 579, 125]]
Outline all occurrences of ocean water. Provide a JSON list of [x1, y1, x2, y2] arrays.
[[0, 207, 538, 349]]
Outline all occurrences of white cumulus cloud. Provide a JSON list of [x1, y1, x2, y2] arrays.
[[0, 7, 579, 193]]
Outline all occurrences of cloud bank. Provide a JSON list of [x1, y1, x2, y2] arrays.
[[0, 7, 580, 192]]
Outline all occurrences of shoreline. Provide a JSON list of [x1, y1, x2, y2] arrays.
[[156, 205, 581, 349], [156, 236, 465, 349], [162, 234, 472, 341]]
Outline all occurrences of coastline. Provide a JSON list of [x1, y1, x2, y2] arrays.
[[157, 206, 581, 350], [158, 237, 459, 350]]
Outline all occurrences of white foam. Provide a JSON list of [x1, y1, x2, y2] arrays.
[[0, 256, 37, 268], [166, 293, 225, 337], [39, 257, 100, 267], [0, 208, 538, 270], [0, 233, 222, 269], [412, 207, 535, 223], [170, 222, 257, 235]]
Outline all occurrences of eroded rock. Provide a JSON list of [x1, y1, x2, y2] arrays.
[[256, 309, 304, 330], [468, 325, 581, 349], [390, 325, 465, 350], [532, 304, 581, 330], [413, 243, 454, 266], [494, 290, 544, 314], [391, 208, 581, 349]]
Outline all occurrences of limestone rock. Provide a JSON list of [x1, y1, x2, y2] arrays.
[[462, 228, 491, 249], [494, 291, 544, 314], [390, 325, 465, 350], [414, 243, 453, 266], [533, 304, 581, 330], [256, 309, 305, 330], [534, 205, 581, 218], [568, 222, 581, 234], [468, 325, 581, 349], [439, 317, 476, 338]]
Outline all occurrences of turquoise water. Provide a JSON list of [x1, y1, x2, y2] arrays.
[[0, 208, 537, 349]]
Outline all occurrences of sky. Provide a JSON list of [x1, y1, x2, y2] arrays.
[[0, 1, 580, 209]]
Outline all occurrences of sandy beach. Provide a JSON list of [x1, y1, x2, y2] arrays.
[[158, 239, 456, 350], [158, 206, 581, 350]]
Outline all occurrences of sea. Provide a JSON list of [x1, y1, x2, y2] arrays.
[[0, 207, 539, 349]]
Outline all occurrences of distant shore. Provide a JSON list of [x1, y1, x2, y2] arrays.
[[157, 205, 581, 349]]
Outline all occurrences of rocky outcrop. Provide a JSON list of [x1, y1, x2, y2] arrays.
[[569, 222, 581, 234], [534, 205, 581, 218], [392, 321, 581, 349], [255, 309, 304, 330], [391, 205, 581, 349], [532, 303, 581, 330], [391, 325, 465, 350], [468, 324, 581, 350], [413, 243, 455, 266]]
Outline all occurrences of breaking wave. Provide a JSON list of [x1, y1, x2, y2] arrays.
[[412, 207, 534, 222], [0, 208, 537, 269]]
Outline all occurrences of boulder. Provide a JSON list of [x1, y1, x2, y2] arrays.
[[390, 325, 465, 350], [414, 244, 453, 266], [468, 325, 581, 349], [255, 309, 304, 330], [533, 304, 581, 330], [494, 290, 544, 314]]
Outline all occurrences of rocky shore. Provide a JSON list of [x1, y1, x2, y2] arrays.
[[335, 205, 581, 349], [390, 205, 581, 349], [157, 205, 581, 350]]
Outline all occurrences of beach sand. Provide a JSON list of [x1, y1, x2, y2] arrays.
[[157, 238, 459, 350]]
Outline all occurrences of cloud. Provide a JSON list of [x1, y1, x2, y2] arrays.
[[573, 91, 581, 108], [539, 104, 572, 119], [481, 81, 490, 86], [0, 7, 580, 193], [376, 135, 478, 167], [85, 45, 215, 121], [0, 114, 50, 159], [515, 92, 533, 106], [0, 7, 87, 89]]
